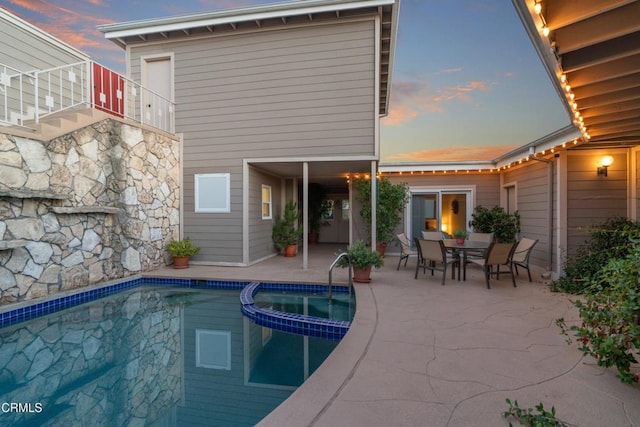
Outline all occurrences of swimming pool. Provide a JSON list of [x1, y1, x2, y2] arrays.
[[0, 278, 353, 426]]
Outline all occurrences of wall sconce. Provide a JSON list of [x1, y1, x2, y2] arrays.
[[597, 155, 614, 177]]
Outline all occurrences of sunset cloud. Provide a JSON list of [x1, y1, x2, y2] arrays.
[[386, 143, 520, 162], [382, 77, 492, 127]]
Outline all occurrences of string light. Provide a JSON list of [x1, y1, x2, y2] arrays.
[[534, 0, 542, 14]]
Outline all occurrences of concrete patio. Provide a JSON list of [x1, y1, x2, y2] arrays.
[[148, 244, 639, 427]]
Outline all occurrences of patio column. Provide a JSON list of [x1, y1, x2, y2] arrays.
[[371, 160, 377, 251], [303, 162, 309, 269]]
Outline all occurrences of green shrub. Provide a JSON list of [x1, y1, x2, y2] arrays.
[[556, 231, 640, 384], [503, 398, 570, 427], [552, 217, 640, 294], [166, 237, 200, 257], [470, 205, 520, 243], [336, 240, 384, 270], [354, 177, 409, 244]]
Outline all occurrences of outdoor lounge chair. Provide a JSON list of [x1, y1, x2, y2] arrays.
[[467, 242, 517, 289], [511, 238, 538, 282], [414, 238, 459, 285], [396, 233, 417, 270]]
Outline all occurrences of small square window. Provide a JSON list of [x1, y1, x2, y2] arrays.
[[262, 185, 272, 220], [195, 173, 230, 213], [196, 329, 231, 370]]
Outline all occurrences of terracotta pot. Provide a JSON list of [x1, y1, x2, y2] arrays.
[[172, 256, 190, 269], [456, 238, 465, 244], [353, 265, 372, 283], [284, 244, 297, 257], [375, 242, 387, 257], [308, 232, 319, 244]]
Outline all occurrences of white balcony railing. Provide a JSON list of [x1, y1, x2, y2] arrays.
[[0, 61, 174, 134]]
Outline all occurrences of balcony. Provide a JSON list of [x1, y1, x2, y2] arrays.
[[1, 61, 174, 135]]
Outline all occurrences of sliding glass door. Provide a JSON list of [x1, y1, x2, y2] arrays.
[[409, 189, 473, 241]]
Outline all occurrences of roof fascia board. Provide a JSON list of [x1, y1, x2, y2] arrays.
[[0, 7, 89, 60], [98, 0, 395, 40], [379, 161, 496, 172], [494, 125, 582, 168], [510, 0, 572, 118], [381, 0, 400, 117]]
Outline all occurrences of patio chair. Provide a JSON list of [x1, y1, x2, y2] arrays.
[[467, 232, 494, 243], [414, 238, 459, 285], [396, 233, 417, 270], [465, 231, 494, 260], [511, 238, 538, 282], [422, 231, 444, 240], [467, 242, 517, 289]]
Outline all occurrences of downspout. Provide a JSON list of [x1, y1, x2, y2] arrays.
[[530, 155, 554, 274]]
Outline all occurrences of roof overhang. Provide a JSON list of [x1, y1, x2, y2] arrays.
[[97, 0, 400, 115], [512, 0, 640, 149]]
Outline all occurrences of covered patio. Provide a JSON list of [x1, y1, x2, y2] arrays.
[[147, 244, 639, 426]]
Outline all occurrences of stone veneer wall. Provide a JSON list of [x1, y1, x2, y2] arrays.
[[0, 119, 180, 304]]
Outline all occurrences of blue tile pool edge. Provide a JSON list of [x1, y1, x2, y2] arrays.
[[240, 282, 352, 342], [0, 276, 353, 334]]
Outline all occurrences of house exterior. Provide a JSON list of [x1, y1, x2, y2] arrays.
[[99, 0, 401, 268], [99, 0, 640, 279]]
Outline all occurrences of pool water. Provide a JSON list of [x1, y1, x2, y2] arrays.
[[253, 291, 355, 322], [0, 286, 341, 426]]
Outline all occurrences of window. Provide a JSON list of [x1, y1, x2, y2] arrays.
[[503, 184, 517, 214], [262, 185, 272, 219], [196, 329, 231, 370], [195, 173, 230, 213]]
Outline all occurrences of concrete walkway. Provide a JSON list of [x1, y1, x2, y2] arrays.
[[152, 245, 639, 426]]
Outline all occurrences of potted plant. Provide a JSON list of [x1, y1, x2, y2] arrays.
[[166, 237, 200, 269], [308, 183, 332, 244], [354, 177, 409, 256], [453, 229, 468, 244], [337, 240, 384, 283], [272, 201, 302, 256]]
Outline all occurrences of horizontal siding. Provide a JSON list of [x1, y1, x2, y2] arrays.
[[0, 17, 87, 124], [566, 151, 628, 257], [249, 169, 282, 261], [503, 161, 550, 270], [183, 165, 243, 263], [129, 19, 377, 263], [0, 19, 86, 71], [129, 20, 376, 159]]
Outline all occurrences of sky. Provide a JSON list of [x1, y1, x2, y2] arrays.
[[0, 0, 571, 163]]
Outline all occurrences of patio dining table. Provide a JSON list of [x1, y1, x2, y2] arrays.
[[442, 239, 491, 281]]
